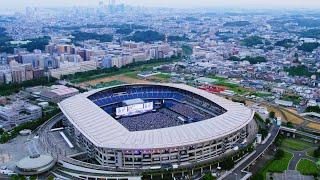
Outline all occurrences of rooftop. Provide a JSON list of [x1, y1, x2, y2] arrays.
[[59, 83, 254, 149]]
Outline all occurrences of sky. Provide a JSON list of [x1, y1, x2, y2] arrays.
[[1, 0, 320, 10]]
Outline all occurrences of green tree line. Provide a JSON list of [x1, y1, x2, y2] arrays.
[[0, 77, 57, 96]]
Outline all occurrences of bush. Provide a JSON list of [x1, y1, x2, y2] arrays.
[[297, 42, 320, 52], [305, 106, 320, 113], [266, 118, 271, 125], [221, 157, 234, 170], [0, 77, 57, 96], [314, 146, 320, 158], [274, 149, 285, 160], [0, 132, 10, 144], [286, 122, 293, 128], [269, 111, 275, 119], [203, 172, 214, 180], [275, 134, 284, 147]]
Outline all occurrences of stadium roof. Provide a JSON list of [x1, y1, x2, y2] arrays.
[[59, 83, 254, 149]]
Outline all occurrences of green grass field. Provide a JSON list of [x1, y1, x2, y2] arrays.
[[123, 71, 139, 79], [307, 148, 315, 157], [70, 58, 180, 83], [250, 91, 273, 98], [205, 75, 248, 95], [93, 80, 125, 89], [296, 159, 318, 175], [153, 73, 172, 81], [252, 151, 293, 180], [281, 139, 312, 151]]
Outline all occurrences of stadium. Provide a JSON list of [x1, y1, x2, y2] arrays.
[[58, 83, 257, 170]]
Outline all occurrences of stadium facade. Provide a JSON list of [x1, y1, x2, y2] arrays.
[[59, 83, 257, 170]]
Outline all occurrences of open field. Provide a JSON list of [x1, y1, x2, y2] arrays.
[[296, 159, 319, 175], [281, 109, 304, 125], [76, 74, 150, 89], [284, 108, 299, 114], [307, 148, 315, 157], [306, 122, 320, 131], [68, 57, 180, 84], [93, 80, 126, 89], [281, 138, 312, 151]]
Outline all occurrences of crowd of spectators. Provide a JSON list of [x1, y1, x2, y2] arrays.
[[169, 103, 211, 121], [118, 108, 183, 131], [117, 102, 214, 131]]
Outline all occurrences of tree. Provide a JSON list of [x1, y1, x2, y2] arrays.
[[242, 56, 267, 64], [221, 157, 235, 170], [241, 36, 264, 47], [203, 172, 214, 180], [229, 56, 267, 64], [228, 56, 241, 61], [20, 36, 51, 52], [126, 30, 165, 43], [297, 42, 320, 52], [116, 28, 133, 35], [275, 39, 294, 48], [0, 132, 10, 144], [284, 65, 320, 77], [286, 122, 293, 128], [9, 174, 26, 180], [293, 53, 299, 63], [275, 134, 284, 147], [0, 128, 4, 135], [72, 32, 113, 42], [168, 35, 189, 42], [305, 106, 320, 113], [274, 149, 285, 160], [269, 111, 275, 119], [0, 77, 57, 96], [265, 118, 271, 125], [314, 146, 320, 158], [181, 45, 193, 56], [259, 128, 268, 139]]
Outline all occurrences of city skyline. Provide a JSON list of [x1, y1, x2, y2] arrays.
[[1, 0, 320, 11]]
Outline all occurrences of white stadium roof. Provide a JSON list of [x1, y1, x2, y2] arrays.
[[59, 83, 254, 149]]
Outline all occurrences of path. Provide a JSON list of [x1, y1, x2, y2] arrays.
[[287, 147, 318, 170]]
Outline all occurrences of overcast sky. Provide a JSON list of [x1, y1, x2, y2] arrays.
[[1, 0, 320, 10]]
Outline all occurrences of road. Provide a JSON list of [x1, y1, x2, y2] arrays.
[[287, 147, 318, 170], [0, 174, 10, 180], [224, 124, 280, 180]]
